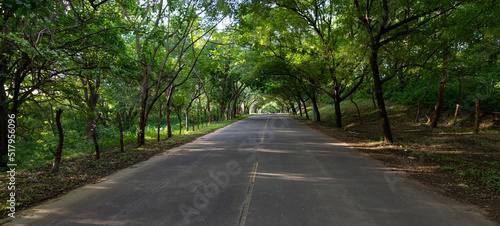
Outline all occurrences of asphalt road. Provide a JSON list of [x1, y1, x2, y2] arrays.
[[9, 114, 494, 226]]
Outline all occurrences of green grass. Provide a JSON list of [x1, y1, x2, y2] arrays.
[[300, 98, 377, 122], [12, 115, 252, 171]]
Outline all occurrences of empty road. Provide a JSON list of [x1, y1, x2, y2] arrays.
[[9, 114, 494, 225]]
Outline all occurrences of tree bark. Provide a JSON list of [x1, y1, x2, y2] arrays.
[[157, 102, 162, 142], [430, 46, 449, 128], [177, 109, 182, 135], [350, 94, 362, 123], [117, 112, 124, 152], [296, 96, 303, 117], [473, 99, 481, 134], [92, 113, 102, 160], [82, 72, 100, 140], [369, 50, 393, 143], [185, 105, 189, 132], [52, 109, 64, 173], [165, 87, 174, 138], [453, 103, 460, 132], [137, 64, 150, 145], [311, 92, 321, 122], [204, 108, 207, 127], [333, 87, 342, 128], [368, 79, 377, 109], [430, 75, 447, 128], [302, 100, 309, 120], [431, 75, 447, 128], [415, 99, 423, 123]]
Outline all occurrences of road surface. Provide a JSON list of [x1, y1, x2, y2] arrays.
[[9, 114, 494, 225]]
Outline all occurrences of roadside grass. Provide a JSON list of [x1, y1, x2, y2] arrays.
[[0, 115, 252, 222], [297, 98, 500, 223]]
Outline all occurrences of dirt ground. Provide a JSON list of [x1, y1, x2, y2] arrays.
[[295, 102, 500, 224]]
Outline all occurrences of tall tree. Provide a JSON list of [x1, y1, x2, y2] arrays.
[[118, 0, 221, 144], [0, 0, 125, 165], [350, 0, 460, 142]]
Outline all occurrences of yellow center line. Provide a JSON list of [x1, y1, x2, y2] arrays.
[[239, 119, 268, 226], [251, 162, 259, 183]]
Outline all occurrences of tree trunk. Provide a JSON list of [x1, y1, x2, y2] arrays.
[[369, 50, 393, 143], [311, 92, 321, 122], [473, 99, 481, 134], [157, 103, 162, 142], [0, 104, 10, 167], [430, 47, 449, 128], [350, 94, 362, 123], [368, 78, 377, 109], [297, 98, 303, 117], [232, 101, 237, 119], [185, 105, 189, 132], [430, 75, 447, 128], [92, 113, 102, 160], [415, 99, 423, 123], [178, 112, 182, 135], [192, 109, 194, 131], [165, 87, 173, 138], [82, 70, 100, 140], [453, 103, 460, 132], [137, 64, 150, 145], [117, 112, 124, 152], [166, 102, 172, 138], [207, 103, 211, 125], [86, 116, 94, 139], [52, 109, 64, 173], [302, 100, 309, 120], [215, 107, 219, 122], [333, 88, 342, 128], [204, 108, 207, 127]]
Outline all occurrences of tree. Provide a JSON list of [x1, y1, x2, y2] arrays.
[[117, 0, 223, 145], [428, 1, 500, 128], [52, 109, 64, 173], [0, 0, 126, 165], [350, 0, 460, 142]]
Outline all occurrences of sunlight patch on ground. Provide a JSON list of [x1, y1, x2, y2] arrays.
[[256, 172, 333, 183]]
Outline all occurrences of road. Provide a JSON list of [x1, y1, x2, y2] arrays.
[[9, 114, 494, 226]]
